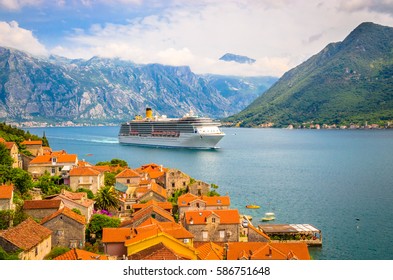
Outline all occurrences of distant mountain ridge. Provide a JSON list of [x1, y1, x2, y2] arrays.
[[0, 47, 275, 124], [225, 22, 393, 127], [219, 53, 256, 64]]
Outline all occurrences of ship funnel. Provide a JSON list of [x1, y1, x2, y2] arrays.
[[146, 107, 153, 119]]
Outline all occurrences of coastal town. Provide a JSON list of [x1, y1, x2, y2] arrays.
[[0, 130, 321, 261]]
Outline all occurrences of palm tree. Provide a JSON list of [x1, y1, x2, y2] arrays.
[[94, 186, 119, 212]]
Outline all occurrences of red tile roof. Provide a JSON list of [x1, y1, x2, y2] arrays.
[[23, 199, 63, 210], [137, 218, 194, 239], [102, 228, 132, 243], [128, 242, 191, 260], [131, 204, 175, 224], [115, 168, 141, 178], [135, 163, 167, 179], [178, 193, 230, 207], [54, 248, 109, 260], [0, 218, 52, 251], [4, 142, 16, 150], [0, 185, 13, 199], [184, 209, 240, 225], [40, 207, 87, 225], [132, 200, 173, 212], [21, 140, 43, 145], [69, 166, 102, 176], [226, 242, 310, 260], [195, 242, 224, 260], [29, 154, 78, 164]]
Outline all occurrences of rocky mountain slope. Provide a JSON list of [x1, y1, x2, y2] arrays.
[[225, 22, 393, 127], [0, 48, 275, 124]]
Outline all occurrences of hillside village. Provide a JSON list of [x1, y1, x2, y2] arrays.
[[0, 131, 317, 261]]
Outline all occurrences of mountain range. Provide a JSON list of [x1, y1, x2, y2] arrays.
[[0, 48, 275, 124], [226, 22, 393, 127]]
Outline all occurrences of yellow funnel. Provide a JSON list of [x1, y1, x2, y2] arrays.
[[146, 108, 153, 119]]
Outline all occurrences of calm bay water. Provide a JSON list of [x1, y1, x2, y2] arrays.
[[26, 126, 393, 260]]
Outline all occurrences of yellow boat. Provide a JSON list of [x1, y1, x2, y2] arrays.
[[246, 204, 260, 209]]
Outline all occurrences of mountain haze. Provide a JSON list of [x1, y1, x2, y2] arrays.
[[0, 47, 275, 124], [226, 22, 393, 127]]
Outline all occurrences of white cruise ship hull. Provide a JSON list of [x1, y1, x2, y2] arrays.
[[119, 132, 225, 149]]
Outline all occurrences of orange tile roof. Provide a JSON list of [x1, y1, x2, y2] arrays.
[[29, 154, 78, 164], [23, 199, 62, 210], [115, 168, 141, 178], [132, 200, 173, 212], [196, 242, 225, 260], [149, 181, 167, 198], [78, 160, 92, 167], [131, 204, 175, 224], [91, 165, 112, 172], [178, 193, 230, 207], [128, 242, 191, 260], [135, 163, 167, 179], [60, 189, 87, 200], [102, 228, 132, 243], [54, 248, 109, 260], [184, 209, 240, 225], [51, 150, 67, 156], [0, 218, 52, 251], [69, 166, 102, 176], [21, 140, 43, 145], [226, 242, 310, 260], [51, 194, 95, 208], [40, 206, 86, 225], [137, 218, 194, 239], [4, 142, 16, 150], [0, 185, 13, 199]]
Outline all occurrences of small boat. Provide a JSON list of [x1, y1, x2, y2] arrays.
[[246, 204, 260, 209], [261, 212, 275, 222]]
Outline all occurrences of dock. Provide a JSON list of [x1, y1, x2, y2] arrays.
[[258, 224, 322, 246]]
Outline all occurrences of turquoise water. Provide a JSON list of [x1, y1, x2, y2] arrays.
[[26, 126, 393, 260]]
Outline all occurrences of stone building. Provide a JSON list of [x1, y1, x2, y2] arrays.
[[164, 168, 190, 196], [182, 209, 240, 242], [188, 180, 210, 196], [23, 199, 64, 220], [40, 207, 86, 249]]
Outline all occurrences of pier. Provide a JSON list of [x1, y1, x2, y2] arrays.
[[258, 224, 322, 246]]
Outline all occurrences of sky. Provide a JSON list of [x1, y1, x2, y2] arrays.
[[1, 0, 393, 77]]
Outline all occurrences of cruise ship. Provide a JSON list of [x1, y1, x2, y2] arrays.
[[118, 108, 225, 149]]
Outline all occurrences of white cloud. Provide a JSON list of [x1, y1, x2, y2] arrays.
[[0, 0, 42, 10], [0, 21, 48, 56], [7, 0, 393, 77]]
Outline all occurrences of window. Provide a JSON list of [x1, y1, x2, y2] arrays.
[[183, 182, 186, 187], [35, 247, 38, 256], [219, 230, 225, 239], [211, 217, 216, 223], [51, 167, 56, 174], [127, 179, 130, 184], [202, 231, 208, 241], [183, 239, 190, 244], [56, 230, 64, 236], [172, 182, 175, 188]]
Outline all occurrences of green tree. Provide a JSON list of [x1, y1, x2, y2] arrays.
[[86, 213, 120, 241], [0, 143, 13, 166], [0, 246, 20, 260], [207, 183, 220, 197], [94, 186, 119, 211], [77, 188, 94, 199], [10, 168, 33, 194], [104, 172, 116, 186]]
